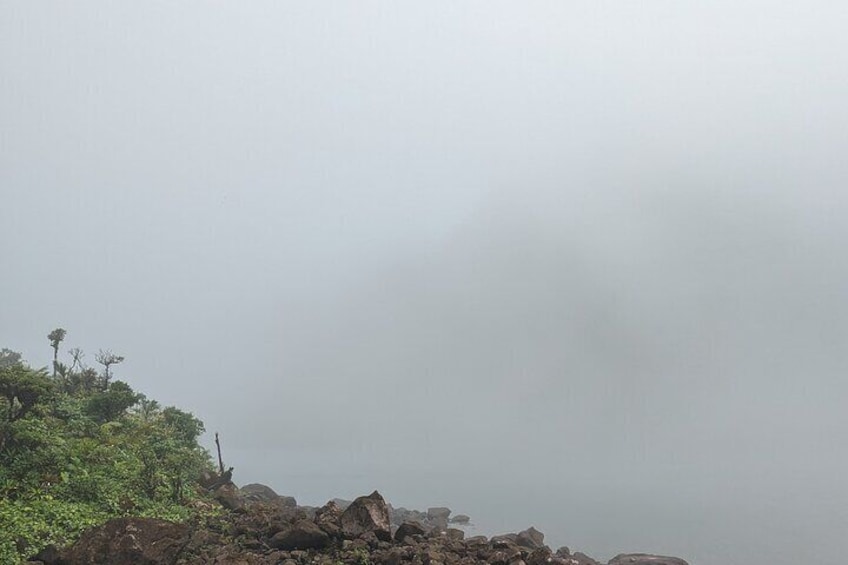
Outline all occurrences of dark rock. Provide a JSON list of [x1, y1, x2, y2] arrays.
[[58, 517, 189, 565], [555, 548, 571, 558], [340, 491, 392, 542], [30, 545, 61, 564], [607, 554, 688, 565], [395, 521, 428, 542], [270, 519, 330, 550], [517, 527, 545, 550]]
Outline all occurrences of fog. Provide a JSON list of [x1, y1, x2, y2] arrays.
[[2, 3, 847, 564]]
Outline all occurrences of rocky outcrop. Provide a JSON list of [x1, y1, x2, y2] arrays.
[[340, 490, 392, 542], [40, 491, 689, 565], [608, 555, 689, 565]]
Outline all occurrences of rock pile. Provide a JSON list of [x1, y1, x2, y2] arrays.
[[28, 485, 689, 565]]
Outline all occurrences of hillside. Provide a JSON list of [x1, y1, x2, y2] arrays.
[[0, 330, 214, 564]]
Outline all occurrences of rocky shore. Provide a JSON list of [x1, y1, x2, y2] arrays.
[[27, 483, 689, 565]]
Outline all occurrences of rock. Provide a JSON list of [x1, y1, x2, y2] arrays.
[[517, 527, 545, 549], [572, 552, 601, 565], [491, 534, 519, 549], [448, 514, 470, 525], [427, 507, 451, 521], [426, 507, 451, 529], [607, 555, 688, 565], [341, 491, 392, 542], [239, 483, 278, 501], [270, 519, 330, 550], [526, 547, 553, 565], [316, 500, 343, 537], [332, 498, 353, 510], [214, 483, 245, 511], [30, 545, 61, 564], [395, 521, 428, 542], [489, 550, 510, 565], [446, 528, 465, 541], [58, 517, 189, 565]]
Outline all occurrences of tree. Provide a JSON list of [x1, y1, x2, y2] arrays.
[[47, 329, 66, 378], [84, 380, 139, 423], [94, 350, 124, 387], [0, 362, 53, 453], [68, 348, 84, 372]]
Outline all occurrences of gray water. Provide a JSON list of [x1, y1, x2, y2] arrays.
[[231, 447, 846, 565]]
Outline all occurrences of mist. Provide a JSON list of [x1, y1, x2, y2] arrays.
[[2, 3, 847, 564]]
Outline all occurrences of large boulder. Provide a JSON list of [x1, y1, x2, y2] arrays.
[[270, 519, 330, 550], [57, 517, 189, 565], [517, 527, 545, 549], [340, 490, 392, 542], [607, 554, 688, 565]]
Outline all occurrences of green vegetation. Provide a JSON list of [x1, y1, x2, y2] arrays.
[[0, 331, 215, 564]]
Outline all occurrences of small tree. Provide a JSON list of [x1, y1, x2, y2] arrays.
[[94, 349, 124, 387], [68, 348, 85, 372], [47, 328, 66, 378]]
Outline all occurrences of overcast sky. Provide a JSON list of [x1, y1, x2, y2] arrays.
[[2, 3, 847, 564]]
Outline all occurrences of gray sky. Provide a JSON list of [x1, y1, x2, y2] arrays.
[[2, 3, 847, 564]]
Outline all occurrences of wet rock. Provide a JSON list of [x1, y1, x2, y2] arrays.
[[607, 555, 688, 565], [448, 514, 470, 525], [341, 491, 392, 542], [270, 519, 330, 550]]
